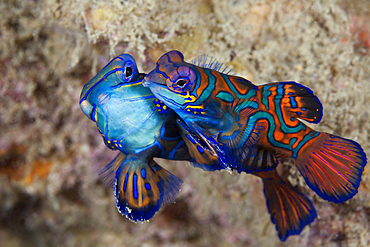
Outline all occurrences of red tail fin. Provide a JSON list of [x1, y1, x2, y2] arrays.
[[294, 133, 367, 203]]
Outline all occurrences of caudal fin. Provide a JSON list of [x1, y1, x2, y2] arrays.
[[294, 133, 367, 203], [114, 156, 183, 221], [255, 170, 317, 241]]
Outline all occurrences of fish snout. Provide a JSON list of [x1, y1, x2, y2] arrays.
[[142, 77, 150, 87], [143, 70, 167, 87], [80, 100, 94, 120], [137, 73, 146, 80]]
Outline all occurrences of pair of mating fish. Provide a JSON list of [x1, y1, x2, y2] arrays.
[[80, 51, 367, 241]]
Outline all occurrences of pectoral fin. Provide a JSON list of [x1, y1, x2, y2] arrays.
[[177, 119, 228, 171], [99, 152, 126, 188], [114, 155, 183, 221], [219, 97, 268, 172]]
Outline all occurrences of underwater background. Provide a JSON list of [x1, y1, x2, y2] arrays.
[[0, 0, 370, 246]]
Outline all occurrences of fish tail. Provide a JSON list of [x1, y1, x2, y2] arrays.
[[261, 81, 323, 123], [294, 132, 367, 203], [114, 155, 183, 222], [255, 170, 317, 241]]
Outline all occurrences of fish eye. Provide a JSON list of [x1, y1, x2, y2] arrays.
[[175, 79, 188, 87], [125, 66, 133, 77]]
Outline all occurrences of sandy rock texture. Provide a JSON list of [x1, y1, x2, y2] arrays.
[[0, 0, 369, 246]]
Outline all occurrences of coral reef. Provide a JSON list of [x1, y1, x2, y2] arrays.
[[0, 0, 369, 246]]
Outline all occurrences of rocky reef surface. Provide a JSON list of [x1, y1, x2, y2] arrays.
[[0, 0, 369, 246]]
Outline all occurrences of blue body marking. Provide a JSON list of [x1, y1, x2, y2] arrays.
[[124, 173, 128, 192], [133, 174, 138, 199], [290, 96, 297, 108], [168, 140, 185, 159], [141, 169, 146, 179]]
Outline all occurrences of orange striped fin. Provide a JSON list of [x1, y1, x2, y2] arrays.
[[177, 119, 228, 171]]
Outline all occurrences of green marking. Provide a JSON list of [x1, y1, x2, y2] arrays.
[[249, 112, 316, 156], [273, 84, 305, 133], [216, 92, 233, 102], [222, 74, 256, 99], [234, 99, 259, 113], [189, 68, 215, 106], [291, 131, 320, 158], [261, 85, 272, 110]]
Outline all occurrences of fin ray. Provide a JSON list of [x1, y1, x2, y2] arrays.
[[190, 54, 234, 75], [295, 133, 367, 203], [177, 120, 227, 171], [255, 170, 317, 241], [219, 97, 268, 172], [184, 121, 230, 169], [99, 152, 126, 188], [237, 148, 278, 173], [114, 156, 183, 221]]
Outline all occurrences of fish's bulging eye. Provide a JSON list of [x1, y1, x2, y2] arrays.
[[175, 79, 188, 87], [166, 66, 196, 93], [125, 66, 133, 77]]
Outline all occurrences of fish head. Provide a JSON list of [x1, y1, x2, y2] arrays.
[[79, 54, 146, 121], [143, 50, 200, 112], [79, 54, 166, 151]]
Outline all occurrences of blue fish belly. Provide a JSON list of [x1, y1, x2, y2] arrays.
[[97, 93, 167, 153]]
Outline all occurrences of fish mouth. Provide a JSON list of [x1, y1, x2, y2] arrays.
[[142, 78, 150, 87], [137, 73, 146, 80], [143, 70, 167, 87], [80, 100, 95, 120]]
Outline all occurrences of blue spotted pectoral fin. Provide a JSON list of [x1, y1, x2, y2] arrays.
[[294, 133, 367, 203], [262, 82, 323, 123], [236, 148, 278, 173], [114, 156, 183, 222], [99, 152, 126, 188], [177, 119, 227, 171], [255, 170, 317, 241]]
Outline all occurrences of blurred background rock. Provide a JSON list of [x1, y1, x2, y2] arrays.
[[0, 0, 369, 246]]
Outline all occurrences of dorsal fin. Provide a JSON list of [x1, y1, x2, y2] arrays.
[[260, 82, 323, 123], [190, 54, 234, 75]]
